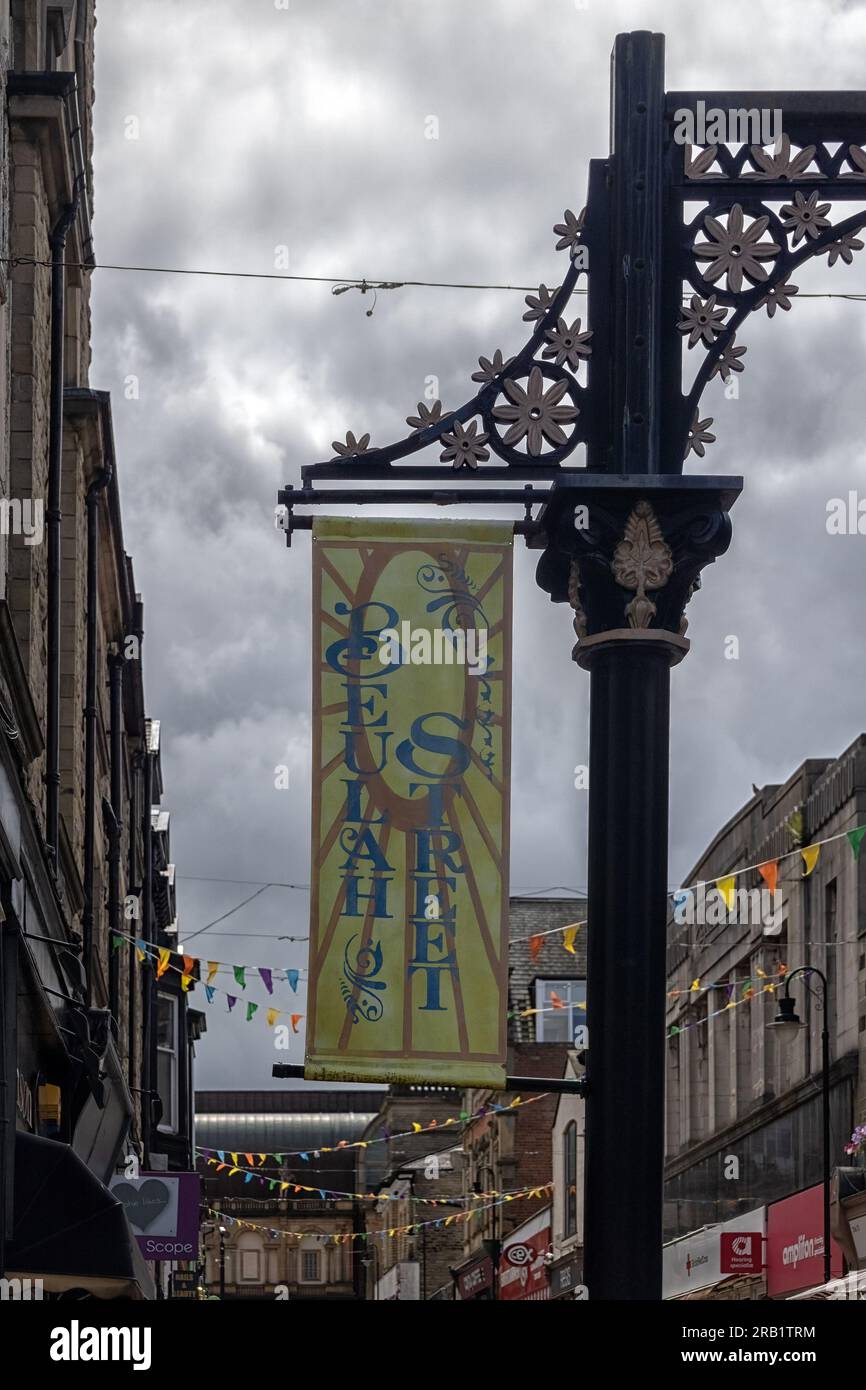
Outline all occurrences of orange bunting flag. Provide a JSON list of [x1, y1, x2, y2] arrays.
[[550, 991, 565, 1010], [291, 1014, 302, 1033], [207, 961, 219, 985], [758, 861, 779, 895], [157, 948, 171, 979], [562, 925, 578, 955], [715, 876, 736, 912], [529, 935, 544, 962], [183, 955, 196, 976], [779, 962, 788, 976], [801, 845, 820, 877]]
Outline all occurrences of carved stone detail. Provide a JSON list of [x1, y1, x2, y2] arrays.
[[568, 559, 587, 653], [612, 501, 673, 629]]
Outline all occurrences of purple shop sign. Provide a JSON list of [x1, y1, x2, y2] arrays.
[[109, 1172, 201, 1261]]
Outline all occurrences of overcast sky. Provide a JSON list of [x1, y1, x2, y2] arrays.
[[91, 0, 866, 1088]]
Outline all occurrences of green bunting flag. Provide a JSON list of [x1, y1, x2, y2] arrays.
[[246, 1002, 258, 1023], [848, 826, 866, 861], [111, 934, 124, 951], [234, 966, 246, 989]]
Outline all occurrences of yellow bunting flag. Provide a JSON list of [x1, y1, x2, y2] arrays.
[[157, 948, 171, 979], [758, 861, 779, 895], [715, 876, 737, 912], [207, 961, 219, 985], [801, 844, 820, 877], [181, 974, 193, 992], [563, 925, 578, 955], [135, 944, 146, 963], [690, 978, 700, 993], [267, 1008, 280, 1027], [306, 518, 513, 1088]]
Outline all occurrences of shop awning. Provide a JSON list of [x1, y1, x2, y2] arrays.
[[4, 1133, 155, 1299]]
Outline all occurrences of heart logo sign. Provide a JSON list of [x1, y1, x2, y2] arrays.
[[113, 1179, 172, 1233]]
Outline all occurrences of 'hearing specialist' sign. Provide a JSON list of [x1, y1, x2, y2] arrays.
[[306, 518, 513, 1087]]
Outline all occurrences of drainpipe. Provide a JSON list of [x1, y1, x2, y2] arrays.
[[141, 744, 154, 1165], [45, 185, 82, 869], [82, 466, 112, 1004], [107, 654, 124, 1018]]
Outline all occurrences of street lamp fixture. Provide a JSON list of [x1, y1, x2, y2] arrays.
[[767, 994, 804, 1040], [767, 967, 832, 1286]]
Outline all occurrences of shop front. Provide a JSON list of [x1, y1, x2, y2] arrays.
[[663, 1207, 766, 1300], [498, 1209, 551, 1302], [766, 1183, 844, 1299], [454, 1252, 496, 1301]]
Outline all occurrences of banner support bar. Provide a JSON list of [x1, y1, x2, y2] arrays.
[[271, 1062, 586, 1096]]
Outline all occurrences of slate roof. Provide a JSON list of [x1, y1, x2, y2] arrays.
[[507, 896, 588, 1042]]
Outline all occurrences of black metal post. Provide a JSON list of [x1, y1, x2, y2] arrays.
[[780, 967, 832, 1286], [583, 641, 671, 1299], [822, 1011, 831, 1287], [141, 746, 154, 1164], [219, 1229, 226, 1300]]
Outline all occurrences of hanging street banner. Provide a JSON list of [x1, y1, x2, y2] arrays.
[[306, 517, 513, 1087]]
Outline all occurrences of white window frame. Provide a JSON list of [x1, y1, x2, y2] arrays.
[[534, 978, 586, 1043], [156, 992, 179, 1133], [300, 1247, 323, 1284]]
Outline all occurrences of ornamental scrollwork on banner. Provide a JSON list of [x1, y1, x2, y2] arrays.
[[340, 936, 386, 1024]]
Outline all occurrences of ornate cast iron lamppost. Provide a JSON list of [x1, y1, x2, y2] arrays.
[[278, 31, 866, 1299]]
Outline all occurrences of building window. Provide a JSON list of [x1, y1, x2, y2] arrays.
[[240, 1249, 261, 1282], [156, 993, 179, 1133], [563, 1121, 578, 1237], [301, 1249, 321, 1283], [535, 979, 587, 1043]]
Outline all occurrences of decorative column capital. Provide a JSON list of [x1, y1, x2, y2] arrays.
[[533, 474, 742, 667]]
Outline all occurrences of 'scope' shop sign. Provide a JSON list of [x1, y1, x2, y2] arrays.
[[109, 1173, 201, 1260]]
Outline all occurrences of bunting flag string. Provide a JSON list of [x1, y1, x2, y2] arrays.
[[196, 1094, 546, 1166], [113, 823, 866, 975], [116, 932, 305, 1035], [198, 1154, 544, 1206], [203, 1185, 553, 1244], [510, 822, 866, 956], [668, 976, 785, 1040]]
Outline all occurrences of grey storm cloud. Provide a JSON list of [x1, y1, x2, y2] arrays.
[[90, 0, 866, 1086]]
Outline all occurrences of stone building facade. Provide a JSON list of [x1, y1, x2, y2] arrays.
[[0, 2, 198, 1298], [358, 1085, 465, 1300], [665, 735, 866, 1241], [198, 1090, 381, 1300]]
